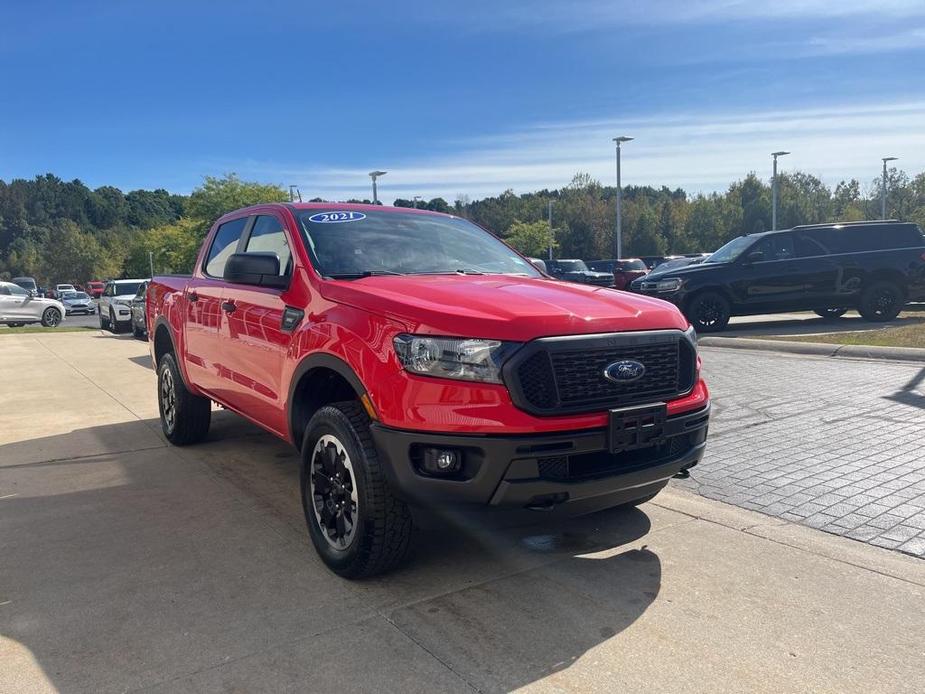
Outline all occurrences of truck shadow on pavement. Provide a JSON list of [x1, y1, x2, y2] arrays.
[[0, 414, 662, 693], [886, 367, 925, 411]]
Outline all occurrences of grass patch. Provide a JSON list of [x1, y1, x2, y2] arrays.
[[0, 326, 97, 335], [764, 320, 925, 349]]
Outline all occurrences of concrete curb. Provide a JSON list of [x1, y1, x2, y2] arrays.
[[698, 336, 925, 363]]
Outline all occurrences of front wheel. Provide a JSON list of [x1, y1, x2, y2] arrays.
[[301, 402, 412, 578], [41, 307, 61, 328], [99, 307, 109, 330], [157, 352, 211, 445], [813, 308, 848, 320], [858, 281, 904, 322], [685, 292, 731, 333]]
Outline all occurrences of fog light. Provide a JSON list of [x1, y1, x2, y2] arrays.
[[422, 447, 462, 475]]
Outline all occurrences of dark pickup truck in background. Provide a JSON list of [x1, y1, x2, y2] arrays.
[[545, 258, 614, 287], [630, 220, 925, 332], [147, 203, 710, 578]]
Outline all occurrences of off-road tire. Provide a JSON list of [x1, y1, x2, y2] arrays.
[[41, 307, 62, 328], [685, 291, 731, 333], [301, 401, 412, 578], [157, 352, 211, 445], [813, 307, 848, 320], [858, 280, 904, 322]]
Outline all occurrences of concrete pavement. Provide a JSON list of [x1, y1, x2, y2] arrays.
[[1, 332, 924, 693]]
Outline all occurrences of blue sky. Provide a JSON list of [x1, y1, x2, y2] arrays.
[[1, 0, 923, 202]]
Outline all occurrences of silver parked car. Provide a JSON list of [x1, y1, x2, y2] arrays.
[[0, 281, 66, 327], [60, 290, 95, 316]]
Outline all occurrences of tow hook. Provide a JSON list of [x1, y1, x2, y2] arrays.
[[525, 492, 569, 511]]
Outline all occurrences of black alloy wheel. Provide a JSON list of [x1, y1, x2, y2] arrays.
[[858, 281, 904, 322], [309, 434, 359, 550], [686, 292, 731, 332]]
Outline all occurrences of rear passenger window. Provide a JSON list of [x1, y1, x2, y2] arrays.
[[245, 215, 291, 276], [204, 218, 248, 277], [795, 234, 828, 258]]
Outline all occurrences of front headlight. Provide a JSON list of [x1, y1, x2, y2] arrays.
[[393, 335, 519, 384], [655, 278, 683, 292]]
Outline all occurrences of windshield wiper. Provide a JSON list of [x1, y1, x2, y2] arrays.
[[414, 269, 486, 275], [327, 270, 406, 279]]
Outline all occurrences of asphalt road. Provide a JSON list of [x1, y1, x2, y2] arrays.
[[1, 332, 923, 693]]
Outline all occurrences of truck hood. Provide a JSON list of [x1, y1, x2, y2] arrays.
[[320, 274, 688, 340]]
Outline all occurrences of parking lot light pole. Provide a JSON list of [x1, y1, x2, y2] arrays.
[[881, 157, 898, 219], [368, 171, 387, 205], [547, 199, 554, 260], [771, 151, 790, 230], [613, 136, 634, 259], [412, 195, 422, 209], [148, 251, 154, 277]]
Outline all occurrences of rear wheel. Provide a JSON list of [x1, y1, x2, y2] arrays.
[[157, 352, 211, 445], [813, 307, 848, 320], [41, 307, 61, 328], [301, 401, 412, 578], [858, 281, 904, 322], [685, 292, 731, 333]]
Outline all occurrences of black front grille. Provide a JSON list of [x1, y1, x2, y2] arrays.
[[551, 342, 679, 405], [506, 331, 696, 415]]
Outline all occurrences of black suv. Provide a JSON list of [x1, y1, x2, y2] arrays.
[[630, 220, 925, 332], [545, 259, 614, 287]]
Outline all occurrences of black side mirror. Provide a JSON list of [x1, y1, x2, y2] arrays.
[[745, 251, 765, 264], [224, 253, 289, 289]]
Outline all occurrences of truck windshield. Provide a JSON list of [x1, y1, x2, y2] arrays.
[[705, 236, 755, 264], [296, 210, 541, 279], [553, 260, 589, 271]]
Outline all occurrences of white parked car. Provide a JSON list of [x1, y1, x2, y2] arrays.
[[0, 281, 66, 327], [55, 283, 76, 296], [98, 279, 148, 332]]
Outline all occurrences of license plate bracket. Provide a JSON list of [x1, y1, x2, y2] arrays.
[[609, 403, 667, 453]]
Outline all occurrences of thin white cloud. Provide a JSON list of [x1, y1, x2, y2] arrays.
[[455, 0, 925, 33], [228, 100, 925, 203]]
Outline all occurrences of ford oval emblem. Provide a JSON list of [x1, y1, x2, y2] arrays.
[[604, 359, 646, 383]]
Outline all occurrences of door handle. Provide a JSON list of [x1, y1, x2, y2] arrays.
[[188, 292, 199, 302], [221, 301, 237, 313]]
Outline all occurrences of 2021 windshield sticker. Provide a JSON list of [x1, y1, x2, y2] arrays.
[[308, 211, 366, 224]]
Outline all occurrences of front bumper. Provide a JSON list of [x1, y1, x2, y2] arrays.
[[371, 403, 709, 512]]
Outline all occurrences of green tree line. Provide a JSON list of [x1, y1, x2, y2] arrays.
[[2, 169, 924, 285], [461, 169, 925, 259]]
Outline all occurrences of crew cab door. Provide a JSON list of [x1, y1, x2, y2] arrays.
[[184, 216, 250, 396], [217, 212, 298, 437]]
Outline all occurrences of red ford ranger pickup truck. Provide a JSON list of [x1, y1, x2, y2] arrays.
[[147, 203, 710, 578]]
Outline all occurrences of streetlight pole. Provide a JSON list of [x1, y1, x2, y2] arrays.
[[771, 151, 790, 230], [881, 156, 898, 219], [547, 200, 554, 260], [412, 195, 422, 209], [613, 136, 634, 259], [148, 251, 154, 277], [368, 170, 387, 204]]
